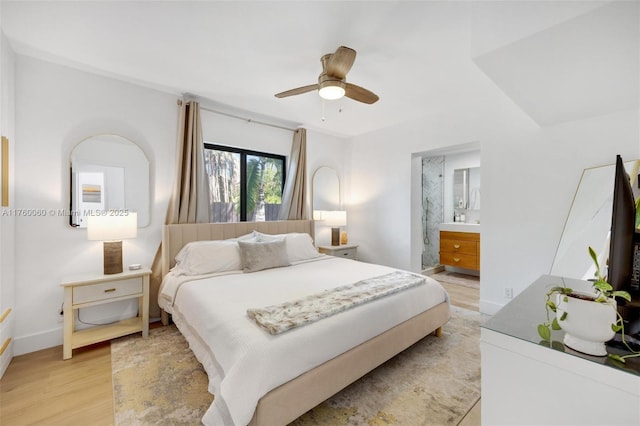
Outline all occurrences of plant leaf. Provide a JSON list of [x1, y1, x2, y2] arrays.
[[551, 317, 562, 330], [593, 280, 613, 292], [611, 290, 632, 302], [612, 323, 623, 332], [588, 246, 600, 274], [559, 312, 567, 321], [546, 301, 557, 311], [538, 324, 551, 340]]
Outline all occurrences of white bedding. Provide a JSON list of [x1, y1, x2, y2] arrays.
[[159, 256, 449, 426]]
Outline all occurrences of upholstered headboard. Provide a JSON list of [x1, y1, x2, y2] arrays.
[[161, 220, 314, 278]]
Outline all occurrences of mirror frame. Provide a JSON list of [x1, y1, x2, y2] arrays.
[[550, 159, 640, 279], [69, 134, 150, 228], [312, 166, 341, 213]]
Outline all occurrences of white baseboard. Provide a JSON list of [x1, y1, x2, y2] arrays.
[[13, 327, 62, 356], [13, 315, 161, 356], [480, 299, 505, 316]]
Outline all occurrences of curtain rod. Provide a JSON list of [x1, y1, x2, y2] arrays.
[[178, 100, 297, 132]]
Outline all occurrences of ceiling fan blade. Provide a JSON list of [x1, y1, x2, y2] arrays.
[[274, 84, 318, 98], [345, 83, 379, 104], [326, 46, 356, 79]]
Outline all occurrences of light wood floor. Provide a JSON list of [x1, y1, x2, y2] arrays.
[[1, 281, 481, 426], [0, 341, 114, 426], [435, 272, 482, 426]]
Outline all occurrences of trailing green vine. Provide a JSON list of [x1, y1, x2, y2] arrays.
[[538, 247, 640, 363]]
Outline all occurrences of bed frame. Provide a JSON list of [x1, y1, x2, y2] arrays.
[[160, 220, 450, 426]]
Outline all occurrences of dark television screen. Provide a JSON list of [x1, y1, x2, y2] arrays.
[[608, 155, 635, 292]]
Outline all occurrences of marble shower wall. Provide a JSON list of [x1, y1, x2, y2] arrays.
[[422, 156, 444, 269]]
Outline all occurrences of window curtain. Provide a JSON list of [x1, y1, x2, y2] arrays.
[[278, 128, 309, 220], [167, 100, 211, 224], [150, 100, 210, 319]]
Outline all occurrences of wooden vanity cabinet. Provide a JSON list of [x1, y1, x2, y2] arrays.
[[439, 231, 480, 271]]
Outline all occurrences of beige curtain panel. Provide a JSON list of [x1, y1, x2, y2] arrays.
[[150, 100, 211, 318], [279, 128, 309, 220], [167, 100, 211, 224]]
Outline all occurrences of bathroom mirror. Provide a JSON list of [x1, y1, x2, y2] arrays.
[[551, 159, 639, 279], [468, 167, 481, 210], [453, 167, 480, 210], [312, 166, 340, 212], [453, 168, 468, 209], [70, 134, 150, 228]]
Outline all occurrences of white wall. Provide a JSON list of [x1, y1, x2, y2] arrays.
[[306, 130, 350, 246], [349, 104, 639, 315], [0, 23, 17, 375], [12, 56, 177, 355], [481, 110, 639, 313], [201, 111, 349, 246], [10, 56, 349, 356]]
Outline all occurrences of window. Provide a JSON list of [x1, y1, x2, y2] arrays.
[[204, 144, 285, 222]]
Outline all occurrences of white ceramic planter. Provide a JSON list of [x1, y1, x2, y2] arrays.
[[556, 291, 617, 356]]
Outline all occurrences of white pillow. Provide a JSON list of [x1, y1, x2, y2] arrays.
[[238, 239, 290, 273], [256, 232, 321, 263], [173, 240, 241, 275], [230, 231, 259, 242]]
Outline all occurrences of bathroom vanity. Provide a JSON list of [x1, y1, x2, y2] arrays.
[[439, 223, 480, 272]]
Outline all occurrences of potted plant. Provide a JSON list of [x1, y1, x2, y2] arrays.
[[538, 247, 639, 362]]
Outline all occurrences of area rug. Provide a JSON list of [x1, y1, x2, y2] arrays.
[[111, 306, 481, 425], [111, 325, 213, 425]]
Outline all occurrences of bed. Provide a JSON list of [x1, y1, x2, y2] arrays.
[[159, 220, 450, 426]]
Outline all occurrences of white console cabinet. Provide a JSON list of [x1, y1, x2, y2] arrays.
[[481, 275, 640, 425]]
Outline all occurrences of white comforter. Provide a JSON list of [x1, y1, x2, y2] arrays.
[[159, 256, 448, 426]]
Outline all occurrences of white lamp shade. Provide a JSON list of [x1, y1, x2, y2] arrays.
[[324, 210, 347, 227], [87, 212, 137, 241]]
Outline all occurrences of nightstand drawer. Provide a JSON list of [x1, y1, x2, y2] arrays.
[[73, 278, 142, 305], [318, 245, 358, 260], [332, 247, 357, 260]]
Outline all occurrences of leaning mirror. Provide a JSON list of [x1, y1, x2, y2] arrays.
[[551, 159, 639, 279], [70, 135, 150, 228], [312, 166, 340, 212]]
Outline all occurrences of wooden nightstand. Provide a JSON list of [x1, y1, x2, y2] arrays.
[[61, 268, 150, 360], [318, 244, 358, 260]]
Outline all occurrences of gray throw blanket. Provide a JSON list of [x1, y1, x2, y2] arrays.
[[247, 271, 425, 335]]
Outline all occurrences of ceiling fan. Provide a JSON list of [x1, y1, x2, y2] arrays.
[[275, 46, 379, 104]]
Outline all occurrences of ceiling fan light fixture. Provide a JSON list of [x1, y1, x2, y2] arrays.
[[318, 81, 345, 100]]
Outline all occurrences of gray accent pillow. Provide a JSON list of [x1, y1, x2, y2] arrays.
[[238, 239, 290, 273]]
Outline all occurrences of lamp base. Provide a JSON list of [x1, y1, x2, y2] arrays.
[[340, 230, 348, 245], [103, 241, 123, 275], [331, 227, 340, 246]]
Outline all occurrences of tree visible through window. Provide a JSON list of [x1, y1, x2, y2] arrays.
[[204, 144, 285, 222]]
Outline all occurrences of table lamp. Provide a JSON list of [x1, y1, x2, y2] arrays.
[[324, 210, 347, 246], [87, 212, 137, 274]]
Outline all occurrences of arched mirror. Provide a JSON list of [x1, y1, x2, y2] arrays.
[[551, 159, 639, 279], [312, 166, 340, 212], [70, 135, 150, 228]]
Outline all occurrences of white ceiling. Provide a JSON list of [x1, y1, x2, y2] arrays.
[[1, 0, 633, 137]]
